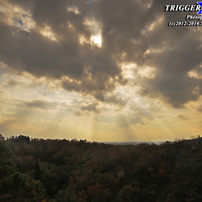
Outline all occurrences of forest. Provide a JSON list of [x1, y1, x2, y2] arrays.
[[0, 135, 202, 201]]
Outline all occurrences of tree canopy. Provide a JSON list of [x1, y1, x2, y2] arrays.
[[0, 136, 202, 201]]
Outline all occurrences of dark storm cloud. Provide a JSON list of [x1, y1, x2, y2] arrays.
[[1, 0, 202, 107]]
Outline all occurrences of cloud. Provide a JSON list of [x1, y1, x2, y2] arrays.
[[94, 92, 127, 106], [0, 0, 124, 100], [197, 105, 202, 112], [141, 34, 202, 108], [178, 115, 189, 121], [75, 101, 100, 116], [188, 65, 202, 80], [24, 100, 58, 110], [98, 0, 202, 107], [0, 0, 201, 108], [81, 102, 99, 113], [6, 79, 19, 87]]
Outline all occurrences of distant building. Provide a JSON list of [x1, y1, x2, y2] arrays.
[[0, 134, 5, 141]]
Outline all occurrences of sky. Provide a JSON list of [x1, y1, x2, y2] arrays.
[[0, 0, 202, 142]]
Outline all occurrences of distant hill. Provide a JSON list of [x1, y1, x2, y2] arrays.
[[0, 135, 202, 201], [102, 141, 163, 145]]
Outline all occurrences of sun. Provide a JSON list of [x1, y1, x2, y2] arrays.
[[91, 35, 102, 47]]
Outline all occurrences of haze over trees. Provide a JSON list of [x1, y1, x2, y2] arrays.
[[0, 135, 202, 201]]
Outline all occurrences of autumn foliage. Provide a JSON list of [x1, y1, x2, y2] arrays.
[[0, 136, 202, 201]]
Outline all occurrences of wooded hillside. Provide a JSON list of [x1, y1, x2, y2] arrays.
[[0, 136, 202, 201]]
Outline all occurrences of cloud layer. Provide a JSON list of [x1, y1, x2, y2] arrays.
[[0, 0, 202, 141], [0, 0, 201, 107]]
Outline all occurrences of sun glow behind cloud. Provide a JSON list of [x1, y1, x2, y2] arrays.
[[91, 35, 102, 47], [84, 17, 102, 47]]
